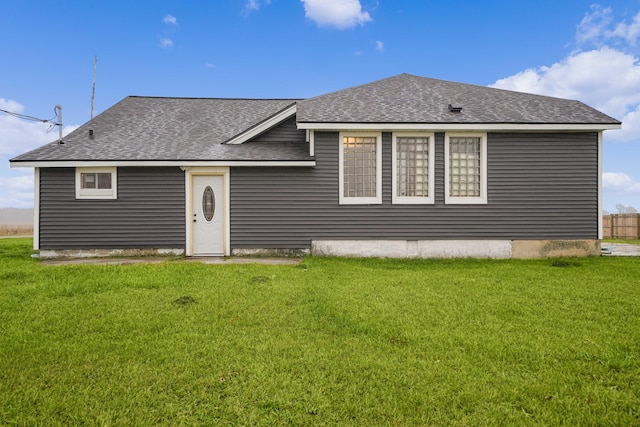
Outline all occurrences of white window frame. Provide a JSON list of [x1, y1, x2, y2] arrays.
[[444, 132, 487, 204], [339, 132, 382, 205], [75, 167, 118, 199], [392, 132, 435, 204]]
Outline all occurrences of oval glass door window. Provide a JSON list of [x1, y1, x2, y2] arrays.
[[202, 185, 215, 222]]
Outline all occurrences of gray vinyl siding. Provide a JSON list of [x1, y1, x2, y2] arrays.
[[39, 167, 185, 250], [230, 131, 598, 248], [249, 116, 306, 143]]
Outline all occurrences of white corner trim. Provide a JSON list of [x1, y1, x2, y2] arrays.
[[309, 129, 315, 157], [33, 168, 40, 250], [225, 170, 231, 256], [598, 131, 603, 240], [391, 132, 435, 204], [296, 122, 622, 131], [225, 104, 297, 145], [444, 132, 488, 205]]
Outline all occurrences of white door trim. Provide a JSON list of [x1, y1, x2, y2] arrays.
[[184, 167, 230, 256]]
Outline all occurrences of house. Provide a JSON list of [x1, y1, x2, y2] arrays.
[[10, 74, 621, 259]]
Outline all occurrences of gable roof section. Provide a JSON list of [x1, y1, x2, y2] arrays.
[[11, 97, 310, 164], [296, 73, 621, 129], [11, 73, 622, 166], [224, 103, 297, 145]]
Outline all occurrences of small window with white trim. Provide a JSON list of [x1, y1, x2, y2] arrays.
[[339, 132, 382, 205], [445, 133, 487, 204], [392, 133, 435, 204], [76, 167, 117, 199]]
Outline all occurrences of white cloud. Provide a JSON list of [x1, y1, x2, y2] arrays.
[[245, 0, 259, 11], [0, 98, 24, 114], [244, 0, 271, 13], [576, 5, 613, 44], [491, 48, 640, 117], [162, 14, 177, 25], [160, 37, 173, 48], [490, 47, 640, 142], [608, 104, 640, 142], [577, 6, 640, 48], [0, 175, 32, 192], [375, 40, 384, 52], [301, 0, 372, 29], [603, 172, 640, 193], [205, 63, 216, 68], [245, 0, 260, 11], [610, 12, 640, 45], [0, 174, 34, 208], [0, 179, 34, 209]]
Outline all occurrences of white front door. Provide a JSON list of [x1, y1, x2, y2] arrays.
[[192, 175, 225, 256]]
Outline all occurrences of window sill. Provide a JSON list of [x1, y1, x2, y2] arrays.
[[339, 197, 382, 205]]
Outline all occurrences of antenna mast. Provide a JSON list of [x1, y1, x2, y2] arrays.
[[90, 55, 97, 119], [55, 105, 63, 144]]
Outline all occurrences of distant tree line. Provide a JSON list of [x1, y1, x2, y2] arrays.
[[603, 204, 638, 215]]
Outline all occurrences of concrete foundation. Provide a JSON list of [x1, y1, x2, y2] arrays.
[[39, 248, 184, 260], [312, 240, 512, 259], [312, 239, 600, 259], [38, 240, 600, 260], [231, 248, 310, 257], [511, 240, 600, 258]]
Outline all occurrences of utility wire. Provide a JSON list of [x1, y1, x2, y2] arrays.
[[0, 106, 59, 125]]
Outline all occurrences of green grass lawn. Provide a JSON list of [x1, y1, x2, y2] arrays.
[[1, 238, 639, 426]]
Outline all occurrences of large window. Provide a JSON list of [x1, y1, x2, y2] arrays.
[[75, 167, 117, 199], [445, 133, 487, 204], [392, 133, 434, 204], [339, 133, 382, 204]]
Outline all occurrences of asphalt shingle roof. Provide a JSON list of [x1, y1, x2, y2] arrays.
[[297, 73, 621, 125], [11, 74, 620, 163], [12, 97, 310, 162]]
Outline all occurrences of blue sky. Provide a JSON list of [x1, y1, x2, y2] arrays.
[[2, 0, 639, 212]]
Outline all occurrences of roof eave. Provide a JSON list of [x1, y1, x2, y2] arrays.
[[296, 122, 622, 131], [9, 159, 316, 168]]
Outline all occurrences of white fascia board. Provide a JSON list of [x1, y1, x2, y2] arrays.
[[10, 160, 316, 168], [225, 104, 297, 145], [296, 122, 622, 131]]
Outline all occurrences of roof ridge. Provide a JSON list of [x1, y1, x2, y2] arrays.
[[303, 74, 410, 101], [127, 95, 304, 101]]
